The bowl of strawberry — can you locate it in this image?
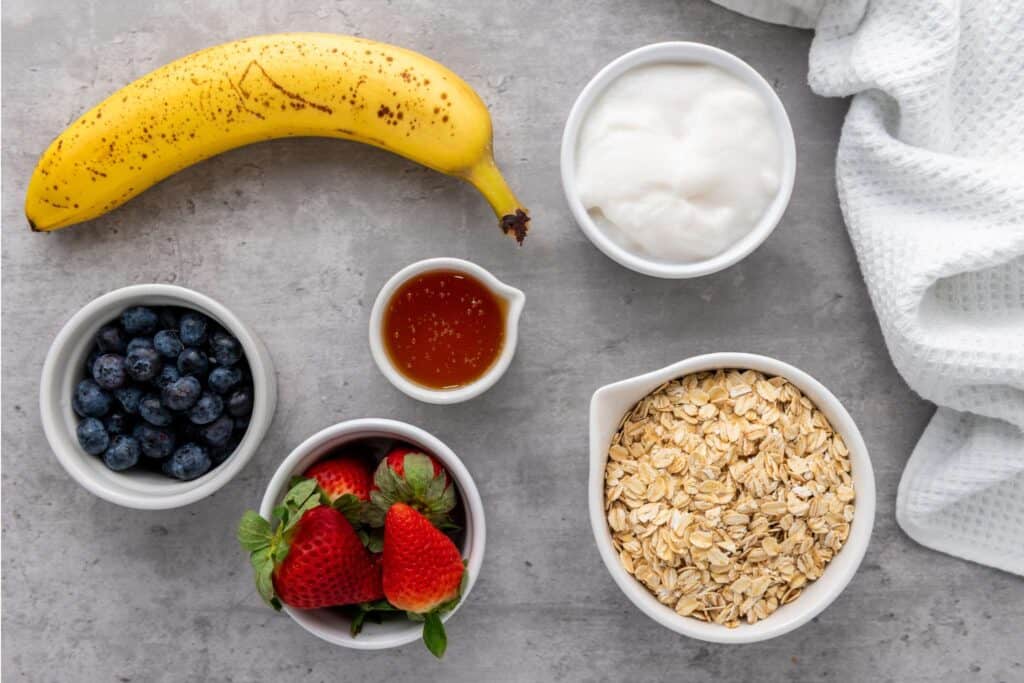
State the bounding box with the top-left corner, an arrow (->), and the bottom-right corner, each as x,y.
238,418 -> 485,658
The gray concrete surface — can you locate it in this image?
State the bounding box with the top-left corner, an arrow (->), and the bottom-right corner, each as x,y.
2,1 -> 1022,681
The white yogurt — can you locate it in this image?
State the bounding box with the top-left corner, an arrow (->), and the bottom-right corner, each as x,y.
575,63 -> 782,263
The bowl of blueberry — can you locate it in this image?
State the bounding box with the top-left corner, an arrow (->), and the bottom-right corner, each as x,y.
40,284 -> 277,509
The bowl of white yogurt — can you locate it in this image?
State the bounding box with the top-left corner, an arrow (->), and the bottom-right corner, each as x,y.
561,42 -> 796,279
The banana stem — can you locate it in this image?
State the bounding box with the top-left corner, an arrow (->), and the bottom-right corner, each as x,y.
465,157 -> 530,244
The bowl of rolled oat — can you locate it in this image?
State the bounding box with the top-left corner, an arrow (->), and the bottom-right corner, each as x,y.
590,353 -> 874,643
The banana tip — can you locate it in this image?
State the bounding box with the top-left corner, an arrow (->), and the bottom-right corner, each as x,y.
27,216 -> 41,232
500,210 -> 530,245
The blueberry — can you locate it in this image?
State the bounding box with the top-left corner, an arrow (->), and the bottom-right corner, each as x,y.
126,337 -> 154,353
209,331 -> 243,366
177,348 -> 209,377
210,436 -> 241,466
121,306 -> 159,335
85,348 -> 102,376
157,307 -> 180,331
126,346 -> 162,382
95,324 -> 127,354
188,392 -> 223,425
75,380 -> 111,417
179,312 -> 209,346
162,375 -> 202,411
199,415 -> 234,447
152,364 -> 182,390
113,387 -> 143,414
102,435 -> 140,471
207,366 -> 242,394
76,417 -> 110,455
162,443 -> 211,481
139,394 -> 173,427
233,413 -> 251,433
226,386 -> 253,417
91,354 -> 127,390
133,424 -> 176,459
153,329 -> 184,359
104,411 -> 130,436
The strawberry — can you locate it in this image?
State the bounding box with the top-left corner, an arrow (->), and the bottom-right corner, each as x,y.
367,447 -> 456,528
382,502 -> 466,658
237,478 -> 383,610
303,455 -> 373,523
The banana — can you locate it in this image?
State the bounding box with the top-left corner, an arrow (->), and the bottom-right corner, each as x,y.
25,33 -> 529,241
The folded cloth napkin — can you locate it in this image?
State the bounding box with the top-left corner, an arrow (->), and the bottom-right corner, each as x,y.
710,0 -> 1024,574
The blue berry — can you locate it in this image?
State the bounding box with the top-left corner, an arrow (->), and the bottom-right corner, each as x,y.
126,336 -> 154,353
85,348 -> 103,375
139,394 -> 173,427
76,417 -> 110,455
153,365 -> 182,390
177,348 -> 209,376
104,411 -> 130,436
153,330 -> 184,359
179,312 -> 209,346
74,379 -> 111,417
162,443 -> 211,481
133,424 -> 176,459
210,330 -> 243,366
113,387 -> 143,414
121,306 -> 158,335
102,435 -> 140,471
126,346 -> 162,382
162,375 -> 202,411
157,307 -> 180,331
200,415 -> 234,447
91,354 -> 127,390
208,366 -> 242,394
210,436 -> 241,466
226,386 -> 253,417
188,392 -> 223,425
95,324 -> 127,354
233,413 -> 251,433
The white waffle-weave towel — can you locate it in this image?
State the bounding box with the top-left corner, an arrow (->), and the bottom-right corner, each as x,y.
710,0 -> 1024,574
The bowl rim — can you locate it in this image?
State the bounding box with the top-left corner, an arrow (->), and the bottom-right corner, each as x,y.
560,41 -> 797,279
259,417 -> 486,650
368,257 -> 525,404
588,352 -> 875,643
39,283 -> 277,510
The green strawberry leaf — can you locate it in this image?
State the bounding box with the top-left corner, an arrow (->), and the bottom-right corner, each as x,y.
271,505 -> 288,525
364,528 -> 384,554
283,478 -> 318,510
426,473 -> 449,504
402,453 -> 433,496
332,493 -> 364,525
439,484 -> 456,514
250,547 -> 278,610
422,612 -> 447,659
350,609 -> 368,636
272,537 -> 291,564
237,510 -> 272,551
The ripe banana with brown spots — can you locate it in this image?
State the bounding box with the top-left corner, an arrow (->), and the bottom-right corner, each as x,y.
25,33 -> 529,241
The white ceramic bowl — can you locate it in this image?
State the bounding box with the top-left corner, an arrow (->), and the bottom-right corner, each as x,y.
561,42 -> 797,279
368,257 -> 525,404
259,418 -> 485,650
589,353 -> 875,643
40,284 -> 277,510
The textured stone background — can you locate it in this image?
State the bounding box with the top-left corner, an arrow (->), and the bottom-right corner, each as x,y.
3,1 -> 1022,681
